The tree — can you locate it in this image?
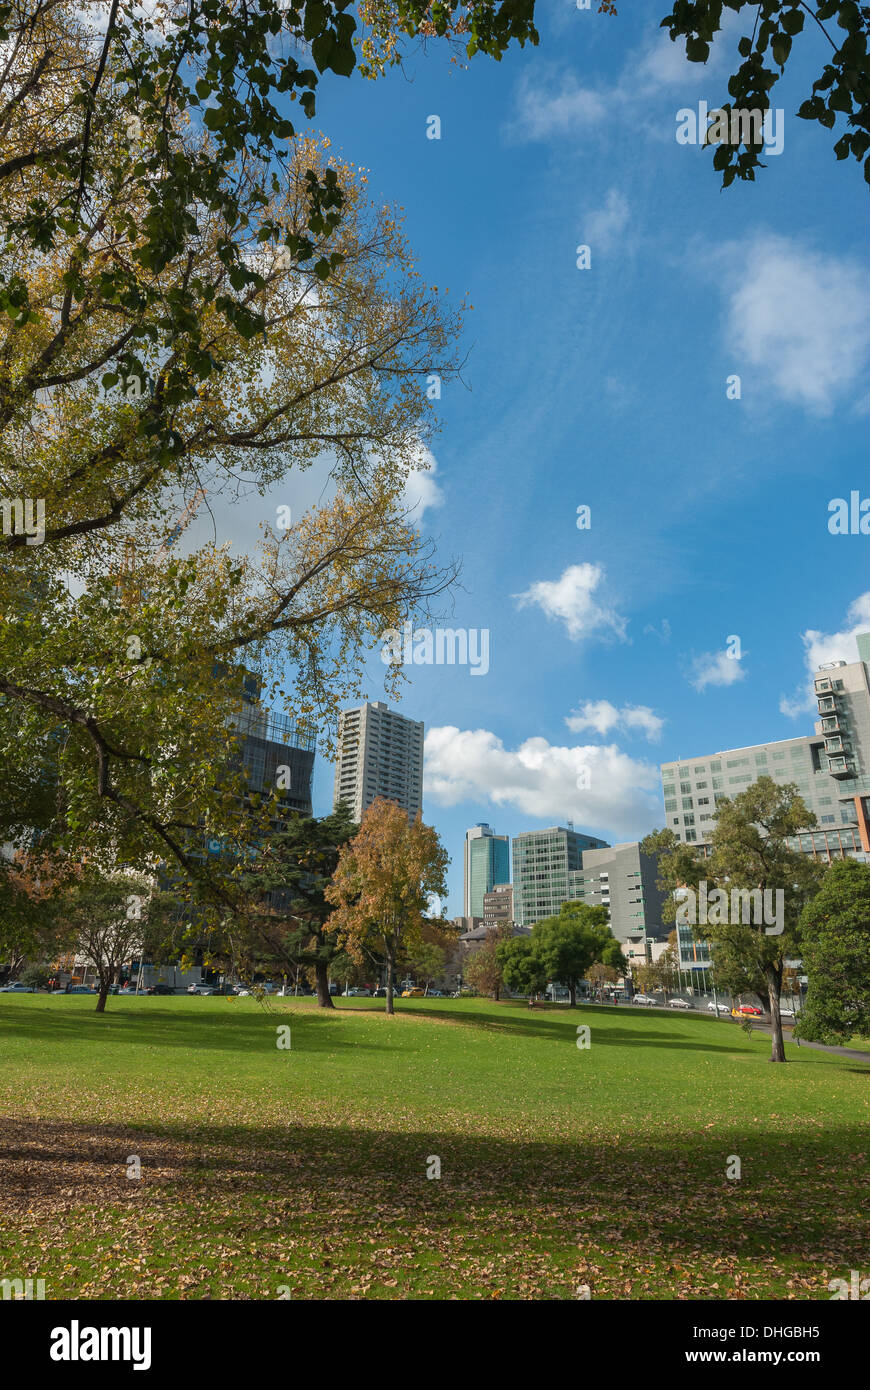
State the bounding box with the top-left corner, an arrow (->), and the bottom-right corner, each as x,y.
796,858 -> 870,1045
464,922 -> 513,999
230,804 -> 358,1008
0,120 -> 463,895
0,849 -> 78,978
325,798 -> 450,1015
661,1 -> 870,189
64,872 -> 154,1012
403,939 -> 447,994
709,937 -> 767,1010
19,962 -> 51,990
646,778 -> 825,1062
530,901 -> 619,1006
587,960 -> 620,1000
495,935 -> 548,1003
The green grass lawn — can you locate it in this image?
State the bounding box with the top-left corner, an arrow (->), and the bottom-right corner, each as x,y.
1,994 -> 867,1300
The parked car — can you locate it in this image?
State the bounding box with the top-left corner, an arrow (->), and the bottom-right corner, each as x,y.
668,998 -> 691,1010
401,987 -> 424,997
345,987 -> 371,997
66,984 -> 98,994
732,1004 -> 763,1017
0,982 -> 35,992
707,1001 -> 731,1014
144,983 -> 175,996
631,993 -> 657,1006
780,1007 -> 795,1019
427,990 -> 445,998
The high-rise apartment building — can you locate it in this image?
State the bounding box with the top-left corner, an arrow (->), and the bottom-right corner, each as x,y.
660,640 -> 870,861
333,701 -> 424,824
463,824 -> 510,918
512,826 -> 609,928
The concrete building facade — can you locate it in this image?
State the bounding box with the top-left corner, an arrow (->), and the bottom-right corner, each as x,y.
333,701 -> 424,824
660,641 -> 870,861
482,883 -> 514,929
568,840 -> 669,957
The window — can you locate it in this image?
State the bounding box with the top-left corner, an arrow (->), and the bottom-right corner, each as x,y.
693,765 -> 706,774
664,799 -> 677,812
696,780 -> 708,790
681,797 -> 693,810
697,796 -> 709,806
680,782 -> 691,795
709,760 -> 722,772
685,830 -> 697,842
712,776 -> 723,789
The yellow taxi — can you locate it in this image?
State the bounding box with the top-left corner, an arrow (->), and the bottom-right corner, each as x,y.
401,987 -> 424,997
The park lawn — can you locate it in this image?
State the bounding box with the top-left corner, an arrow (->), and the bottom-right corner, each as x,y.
0,995 -> 867,1301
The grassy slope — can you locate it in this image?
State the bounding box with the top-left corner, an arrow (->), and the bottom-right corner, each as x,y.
0,995 -> 867,1300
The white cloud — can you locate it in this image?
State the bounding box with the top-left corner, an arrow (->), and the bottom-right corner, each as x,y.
505,16 -> 737,146
402,443 -> 444,520
514,562 -> 627,642
780,592 -> 870,717
585,188 -> 630,255
688,649 -> 747,692
506,65 -> 606,143
721,235 -> 870,415
644,618 -> 671,644
566,699 -> 664,742
424,725 -> 661,840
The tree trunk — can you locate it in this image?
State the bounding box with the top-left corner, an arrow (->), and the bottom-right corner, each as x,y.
569,981 -> 577,1007
95,978 -> 110,1013
314,959 -> 334,1009
765,963 -> 786,1062
385,950 -> 394,1016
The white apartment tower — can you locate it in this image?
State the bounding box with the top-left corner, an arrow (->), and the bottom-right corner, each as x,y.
333,701 -> 424,824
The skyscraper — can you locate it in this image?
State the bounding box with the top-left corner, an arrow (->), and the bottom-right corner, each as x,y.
333,701 -> 424,824
463,824 -> 510,918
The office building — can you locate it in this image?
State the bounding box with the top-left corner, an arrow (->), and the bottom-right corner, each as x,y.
333,701 -> 424,824
512,825 -> 609,928
229,702 -> 316,820
482,883 -> 514,929
568,841 -> 668,963
660,640 -> 870,861
463,824 -> 510,918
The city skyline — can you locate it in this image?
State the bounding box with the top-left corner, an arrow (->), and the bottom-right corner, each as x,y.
317,617 -> 870,915
177,11 -> 870,918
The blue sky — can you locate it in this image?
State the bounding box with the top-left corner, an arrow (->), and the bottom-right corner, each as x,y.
238,6 -> 870,913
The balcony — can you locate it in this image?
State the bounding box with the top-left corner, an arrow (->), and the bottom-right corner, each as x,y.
824,736 -> 845,754
827,755 -> 852,778
820,716 -> 841,733
818,696 -> 837,714
814,677 -> 833,694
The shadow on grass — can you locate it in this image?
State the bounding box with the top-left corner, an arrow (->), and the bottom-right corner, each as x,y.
406,1004 -> 756,1056
0,999 -> 390,1056
0,1113 -> 866,1271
